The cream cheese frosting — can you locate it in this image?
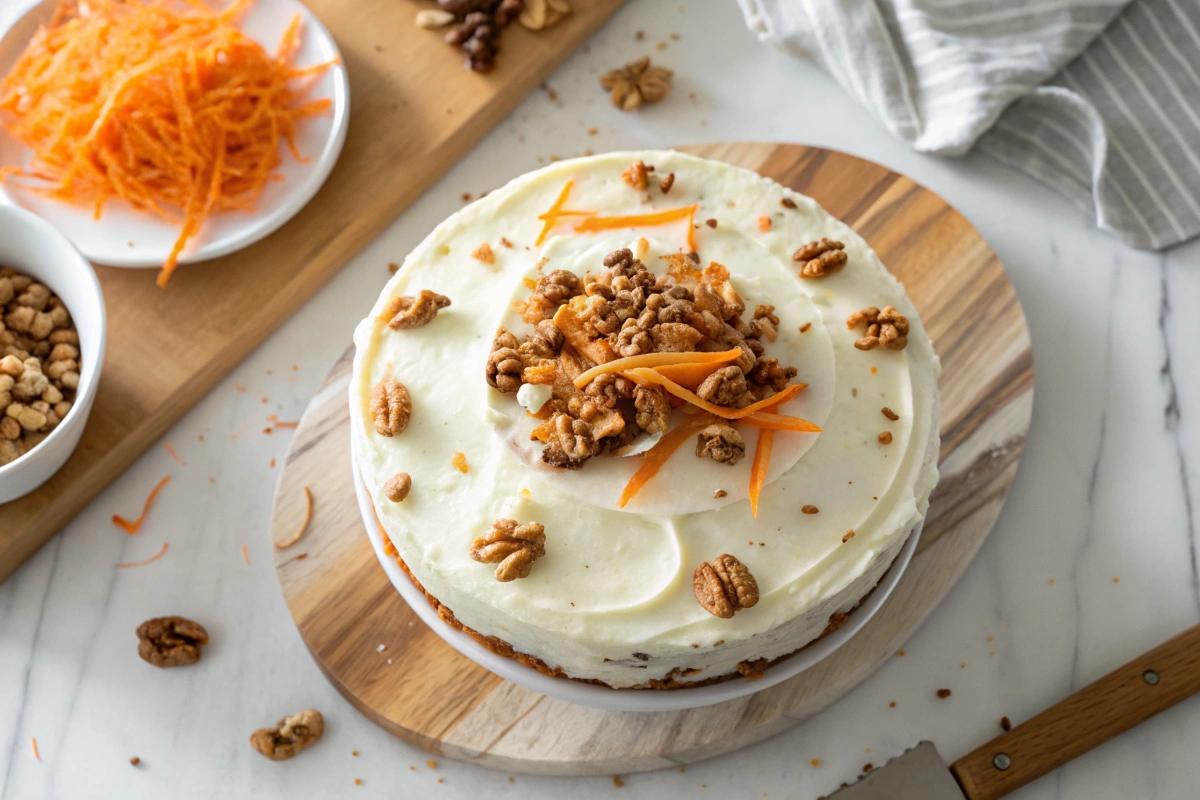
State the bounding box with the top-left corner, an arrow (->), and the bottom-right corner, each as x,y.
351,150 -> 941,688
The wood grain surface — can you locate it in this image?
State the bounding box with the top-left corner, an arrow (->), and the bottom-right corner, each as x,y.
268,142 -> 1035,776
951,623 -> 1200,799
0,0 -> 626,582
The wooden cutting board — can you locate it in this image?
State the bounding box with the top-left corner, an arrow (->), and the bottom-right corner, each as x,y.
0,0 -> 626,582
268,142 -> 1035,775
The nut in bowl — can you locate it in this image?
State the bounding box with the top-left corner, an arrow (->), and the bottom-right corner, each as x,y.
0,204 -> 105,504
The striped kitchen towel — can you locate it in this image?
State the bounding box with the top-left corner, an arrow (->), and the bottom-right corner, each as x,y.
738,0 -> 1200,251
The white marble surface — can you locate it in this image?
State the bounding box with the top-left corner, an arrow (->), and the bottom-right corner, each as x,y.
2,1 -> 1199,798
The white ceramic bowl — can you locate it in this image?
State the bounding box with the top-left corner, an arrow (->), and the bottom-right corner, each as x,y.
0,204 -> 106,504
0,0 -> 350,269
353,461 -> 921,712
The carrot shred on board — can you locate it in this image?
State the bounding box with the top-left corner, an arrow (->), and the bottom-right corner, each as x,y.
241,543 -> 251,565
572,348 -> 742,389
31,737 -> 39,761
553,301 -> 616,365
574,204 -> 699,253
112,476 -> 171,534
618,414 -> 717,508
273,420 -> 299,429
274,486 -> 312,548
622,368 -> 807,419
738,412 -> 823,433
164,441 -> 186,466
117,542 -> 169,568
0,0 -> 335,287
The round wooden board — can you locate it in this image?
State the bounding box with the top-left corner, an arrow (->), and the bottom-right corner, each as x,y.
268,142 -> 1033,776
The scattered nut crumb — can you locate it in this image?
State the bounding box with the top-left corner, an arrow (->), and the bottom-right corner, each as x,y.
889,701 -> 896,708
473,243 -> 495,264
713,489 -> 726,498
878,431 -> 893,444
842,530 -> 855,543
613,776 -> 624,788
388,262 -> 399,273
1001,716 -> 1012,731
427,760 -> 438,769
781,197 -> 797,209
863,763 -> 873,773
802,505 -> 819,514
250,709 -> 324,761
659,172 -> 675,193
705,218 -> 717,228
937,688 -> 952,699
881,407 -> 899,420
799,322 -> 812,333
129,756 -> 140,766
500,237 -> 514,248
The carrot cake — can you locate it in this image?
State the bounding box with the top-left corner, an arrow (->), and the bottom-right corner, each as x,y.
350,150 -> 940,688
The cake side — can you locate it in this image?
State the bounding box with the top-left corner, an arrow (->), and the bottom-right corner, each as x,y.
350,150 -> 940,688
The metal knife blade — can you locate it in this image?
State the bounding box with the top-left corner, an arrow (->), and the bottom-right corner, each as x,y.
826,741 -> 964,800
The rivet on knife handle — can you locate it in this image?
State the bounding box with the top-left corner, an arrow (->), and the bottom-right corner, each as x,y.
950,623 -> 1200,800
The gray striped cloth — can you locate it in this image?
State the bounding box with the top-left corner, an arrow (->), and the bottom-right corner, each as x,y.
738,0 -> 1200,251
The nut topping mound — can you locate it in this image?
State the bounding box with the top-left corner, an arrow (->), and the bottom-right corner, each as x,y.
695,423 -> 745,465
250,709 -> 324,762
847,305 -> 909,351
600,57 -> 673,111
370,377 -> 412,436
693,554 -> 759,618
383,289 -> 451,330
496,248 -> 803,471
470,518 -> 547,581
793,238 -> 847,278
136,616 -> 209,668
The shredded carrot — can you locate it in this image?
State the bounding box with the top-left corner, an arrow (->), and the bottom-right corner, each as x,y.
618,414 -> 716,508
241,543 -> 251,565
651,359 -> 739,391
574,204 -> 699,253
117,541 -> 169,568
738,412 -> 822,433
31,737 -> 39,761
535,180 -> 595,244
553,300 -> 616,365
275,486 -> 312,548
623,368 -> 807,419
452,451 -> 469,473
164,441 -> 186,466
112,475 -> 170,534
572,348 -> 742,389
747,400 -> 791,519
0,0 -> 335,286
273,420 -> 299,428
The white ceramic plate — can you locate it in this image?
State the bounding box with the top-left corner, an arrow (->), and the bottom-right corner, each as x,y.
0,0 -> 349,268
353,460 -> 922,712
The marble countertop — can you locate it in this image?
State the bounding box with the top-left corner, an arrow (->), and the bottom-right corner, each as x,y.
2,1 -> 1198,798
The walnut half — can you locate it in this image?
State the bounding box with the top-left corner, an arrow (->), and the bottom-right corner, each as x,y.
470,519 -> 546,581
693,554 -> 759,619
382,289 -> 450,330
136,616 -> 209,668
250,709 -> 324,762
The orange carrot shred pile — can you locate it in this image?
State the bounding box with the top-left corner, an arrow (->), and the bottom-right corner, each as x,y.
618,414 -> 716,507
275,486 -> 312,548
0,0 -> 335,287
164,441 -> 186,466
117,542 -> 169,568
112,475 -> 170,534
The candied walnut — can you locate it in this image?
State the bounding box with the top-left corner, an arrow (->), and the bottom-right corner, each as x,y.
633,384 -> 670,434
622,159 -> 653,191
523,269 -> 582,323
693,554 -> 759,618
568,396 -> 625,440
542,412 -> 598,469
250,709 -> 325,762
793,238 -> 847,278
614,314 -> 654,357
470,518 -> 546,581
651,321 -> 704,352
600,57 -> 673,111
520,319 -> 565,360
695,423 -> 745,465
824,611 -> 850,635
696,366 -> 752,408
136,616 -> 209,668
487,329 -> 524,392
369,378 -> 412,437
384,473 -> 411,502
847,305 -> 909,351
583,372 -> 634,407
747,357 -> 797,395
751,304 -> 779,342
383,289 -> 451,330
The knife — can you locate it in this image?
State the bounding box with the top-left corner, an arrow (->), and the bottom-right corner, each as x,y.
827,623 -> 1200,799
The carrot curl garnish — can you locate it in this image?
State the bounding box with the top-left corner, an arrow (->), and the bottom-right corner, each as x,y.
749,425 -> 774,519
574,204 -> 699,253
112,476 -> 171,534
738,412 -> 822,433
623,368 -> 807,419
117,542 -> 169,569
0,0 -> 335,286
535,180 -> 596,245
274,486 -> 312,548
618,414 -> 716,508
572,348 -> 742,389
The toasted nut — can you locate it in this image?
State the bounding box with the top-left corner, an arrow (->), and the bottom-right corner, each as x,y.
470,518 -> 546,581
370,378 -> 411,437
384,472 -> 411,502
693,554 -> 759,618
136,616 -> 209,668
250,709 -> 324,761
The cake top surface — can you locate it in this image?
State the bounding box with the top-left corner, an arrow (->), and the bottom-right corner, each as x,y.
350,150 -> 940,672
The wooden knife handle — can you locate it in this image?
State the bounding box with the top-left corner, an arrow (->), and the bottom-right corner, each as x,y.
950,623 -> 1200,799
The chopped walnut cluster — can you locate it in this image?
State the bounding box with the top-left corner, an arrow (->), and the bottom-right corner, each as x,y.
470,518 -> 546,581
493,248 -> 801,471
0,269 -> 80,466
793,238 -> 847,278
847,305 -> 909,351
693,554 -> 759,618
250,709 -> 324,761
